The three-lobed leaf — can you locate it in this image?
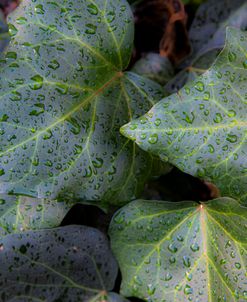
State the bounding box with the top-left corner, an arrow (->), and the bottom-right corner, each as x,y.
0,225 -> 120,301
122,27 -> 247,205
109,198 -> 247,301
0,0 -> 167,205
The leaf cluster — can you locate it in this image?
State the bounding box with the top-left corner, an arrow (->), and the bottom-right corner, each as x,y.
0,0 -> 246,301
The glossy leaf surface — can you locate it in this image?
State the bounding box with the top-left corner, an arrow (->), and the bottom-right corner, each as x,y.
109,198 -> 247,301
0,194 -> 74,236
122,28 -> 247,205
0,0 -> 166,204
0,225 -> 118,301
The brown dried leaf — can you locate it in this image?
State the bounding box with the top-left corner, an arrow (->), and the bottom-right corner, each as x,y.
159,0 -> 191,65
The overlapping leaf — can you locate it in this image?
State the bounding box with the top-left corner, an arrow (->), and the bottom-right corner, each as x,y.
189,0 -> 246,57
121,27 -> 247,205
0,194 -> 74,236
109,198 -> 247,301
132,53 -> 174,86
0,225 -> 120,301
0,0 -> 167,204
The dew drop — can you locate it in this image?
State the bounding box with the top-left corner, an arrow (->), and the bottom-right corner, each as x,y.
226,134 -> 238,143
85,24 -> 97,34
148,134 -> 158,144
87,3 -> 98,15
195,81 -> 204,92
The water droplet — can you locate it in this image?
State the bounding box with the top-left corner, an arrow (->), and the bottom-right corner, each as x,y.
164,272 -> 173,281
203,91 -> 210,100
35,4 -> 45,14
87,3 -> 98,15
16,17 -> 28,24
190,243 -> 200,252
30,75 -> 44,90
154,118 -> 161,126
242,60 -> 247,69
148,134 -> 158,144
183,111 -> 195,124
195,81 -> 204,92
8,24 -> 18,36
106,11 -> 115,23
185,271 -> 193,281
177,235 -> 184,242
168,243 -> 177,253
226,134 -> 238,143
214,113 -> 223,123
184,284 -> 193,295
147,284 -> 156,295
85,24 -> 97,34
183,256 -> 191,267
228,51 -> 237,62
48,60 -> 60,70
227,109 -> 236,117
169,256 -> 176,264
208,144 -> 215,153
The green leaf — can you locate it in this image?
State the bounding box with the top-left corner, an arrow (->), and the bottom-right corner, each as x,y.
109,198 -> 247,301
189,0 -> 246,57
0,0 -> 167,204
0,10 -> 9,52
0,225 -> 119,301
0,194 -> 74,236
121,27 -> 247,205
132,53 -> 174,86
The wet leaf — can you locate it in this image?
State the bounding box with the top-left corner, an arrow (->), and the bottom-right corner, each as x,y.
109,198 -> 247,301
0,225 -> 119,301
121,27 -> 247,205
189,0 -> 246,57
0,194 -> 74,236
0,0 -> 168,204
132,53 -> 174,86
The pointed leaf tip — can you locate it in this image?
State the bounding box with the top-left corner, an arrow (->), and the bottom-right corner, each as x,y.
121,28 -> 247,205
120,122 -> 136,141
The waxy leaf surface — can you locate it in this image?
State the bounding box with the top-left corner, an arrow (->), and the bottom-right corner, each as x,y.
109,198 -> 247,301
0,225 -> 118,301
122,28 -> 247,205
0,0 -> 166,204
0,194 -> 74,236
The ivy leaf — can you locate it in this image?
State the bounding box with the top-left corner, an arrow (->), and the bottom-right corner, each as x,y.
0,225 -> 119,301
109,198 -> 247,301
0,194 -> 74,236
189,0 -> 246,57
132,53 -> 174,86
0,10 -> 9,52
0,0 -> 167,204
121,27 -> 247,205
